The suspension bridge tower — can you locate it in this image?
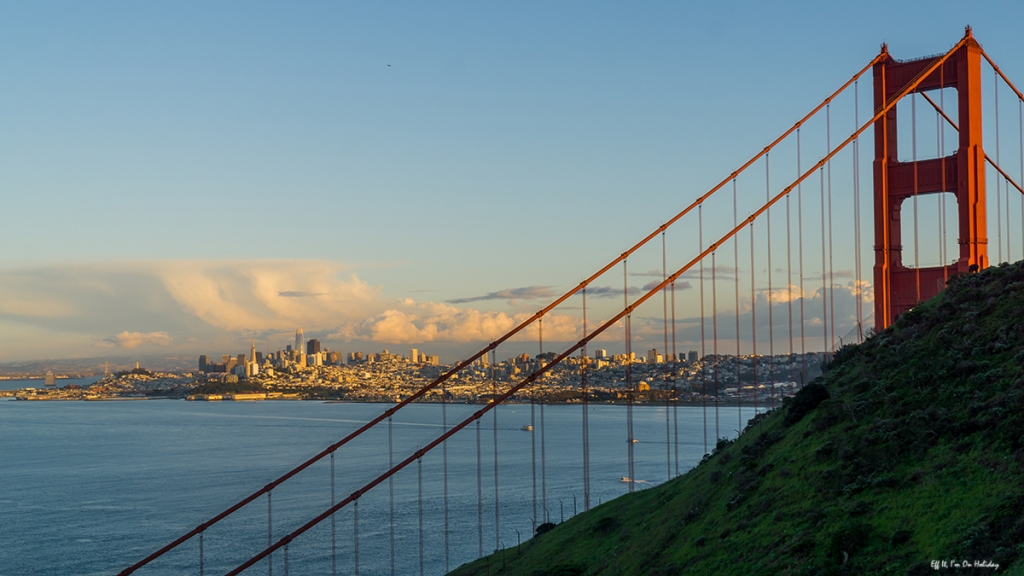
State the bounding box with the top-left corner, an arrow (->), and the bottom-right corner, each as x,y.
873,27 -> 988,330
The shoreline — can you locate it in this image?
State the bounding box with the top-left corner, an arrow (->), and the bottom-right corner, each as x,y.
4,395 -> 782,408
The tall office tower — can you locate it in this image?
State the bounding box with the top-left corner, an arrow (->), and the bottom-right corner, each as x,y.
647,348 -> 659,363
595,349 -> 608,359
222,354 -> 231,364
250,340 -> 257,364
306,339 -> 321,355
688,350 -> 698,363
237,354 -> 246,367
198,355 -> 209,372
295,328 -> 304,355
410,348 -> 419,363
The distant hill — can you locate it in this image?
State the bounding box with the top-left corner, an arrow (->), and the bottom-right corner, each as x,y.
0,355 -> 197,376
450,262 -> 1024,575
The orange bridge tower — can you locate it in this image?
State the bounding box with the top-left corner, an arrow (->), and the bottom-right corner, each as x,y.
873,28 -> 988,330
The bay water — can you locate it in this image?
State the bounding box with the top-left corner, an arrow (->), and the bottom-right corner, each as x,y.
0,399 -> 765,575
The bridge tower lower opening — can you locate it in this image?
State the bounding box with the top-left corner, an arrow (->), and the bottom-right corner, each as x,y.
873,28 -> 988,331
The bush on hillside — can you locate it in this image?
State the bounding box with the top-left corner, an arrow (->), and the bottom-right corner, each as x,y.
783,382 -> 829,426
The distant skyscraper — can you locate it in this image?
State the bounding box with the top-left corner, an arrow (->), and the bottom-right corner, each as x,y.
295,328 -> 304,355
595,349 -> 608,359
307,339 -> 321,355
688,350 -> 698,363
44,371 -> 55,387
410,348 -> 419,363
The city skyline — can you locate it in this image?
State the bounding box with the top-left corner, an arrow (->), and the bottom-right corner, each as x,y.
3,3 -> 1024,362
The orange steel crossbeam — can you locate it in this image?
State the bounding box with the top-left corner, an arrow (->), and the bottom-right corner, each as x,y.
226,37 -> 966,576
118,44 -> 886,576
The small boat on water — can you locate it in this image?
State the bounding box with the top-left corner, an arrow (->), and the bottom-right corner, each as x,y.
620,476 -> 632,483
520,425 -> 533,432
630,438 -> 639,443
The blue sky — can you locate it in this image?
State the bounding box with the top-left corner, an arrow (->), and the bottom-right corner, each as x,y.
2,1 -> 1023,362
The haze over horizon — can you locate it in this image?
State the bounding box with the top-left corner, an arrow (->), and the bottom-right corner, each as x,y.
3,2 -> 1022,363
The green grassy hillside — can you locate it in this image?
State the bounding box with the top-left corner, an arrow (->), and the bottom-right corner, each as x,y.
450,262 -> 1024,576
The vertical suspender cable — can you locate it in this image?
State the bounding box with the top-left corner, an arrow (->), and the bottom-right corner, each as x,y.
798,129 -> 807,381
787,178 -> 795,382
937,102 -> 942,264
750,222 -> 758,416
199,532 -> 204,576
941,69 -> 949,278
936,90 -> 945,273
712,248 -> 726,435
820,165 -> 828,352
663,232 -> 671,481
854,80 -> 863,341
699,206 -> 707,454
539,320 -> 547,523
913,94 -> 921,301
733,179 -> 742,427
766,153 -> 775,409
996,69 -> 1006,261
476,415 -> 483,558
418,458 -> 424,576
442,377 -> 449,572
827,104 -> 836,350
663,230 -> 671,477
671,275 -> 679,476
995,73 -> 1003,262
331,451 -> 337,576
530,372 -> 537,533
354,499 -> 360,576
582,288 -> 592,506
267,491 -> 273,576
624,259 -> 635,492
389,416 -> 395,576
283,544 -> 288,576
1004,71 -> 1013,256
492,349 -> 499,552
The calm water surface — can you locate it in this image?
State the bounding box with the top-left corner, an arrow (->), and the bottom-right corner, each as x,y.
0,399 -> 764,575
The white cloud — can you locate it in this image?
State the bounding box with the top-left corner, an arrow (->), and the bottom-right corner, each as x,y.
104,331 -> 173,349
0,260 -> 881,361
331,300 -> 582,344
0,261 -> 594,358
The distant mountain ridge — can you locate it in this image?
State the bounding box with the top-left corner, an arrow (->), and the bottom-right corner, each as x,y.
450,262 -> 1024,575
0,355 -> 197,376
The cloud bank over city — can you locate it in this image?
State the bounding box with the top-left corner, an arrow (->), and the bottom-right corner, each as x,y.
0,259 -> 874,362
0,261 -> 587,359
